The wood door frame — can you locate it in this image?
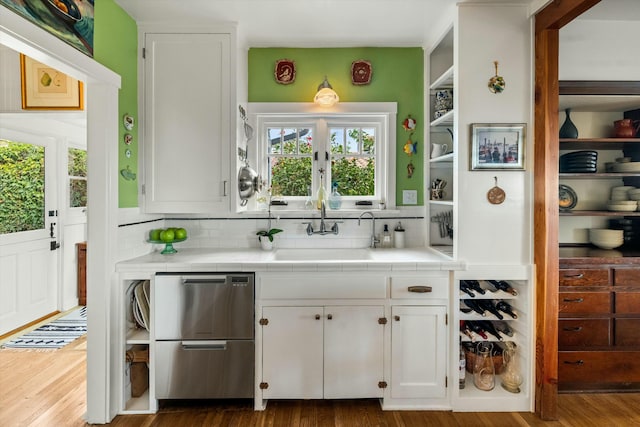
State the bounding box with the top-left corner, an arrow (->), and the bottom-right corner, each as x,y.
533,0 -> 601,420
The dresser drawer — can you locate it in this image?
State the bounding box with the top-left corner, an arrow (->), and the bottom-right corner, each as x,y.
614,268 -> 640,286
559,292 -> 611,314
559,351 -> 640,384
559,268 -> 609,287
615,292 -> 640,314
558,319 -> 610,347
390,276 -> 448,299
615,319 -> 640,346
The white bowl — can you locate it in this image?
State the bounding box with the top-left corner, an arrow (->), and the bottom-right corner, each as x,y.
607,204 -> 638,212
589,229 -> 624,239
590,240 -> 624,250
607,200 -> 637,205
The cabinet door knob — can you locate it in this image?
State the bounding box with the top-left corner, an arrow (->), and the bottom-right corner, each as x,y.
394,315 -> 400,321
315,314 -> 321,320
327,314 -> 333,320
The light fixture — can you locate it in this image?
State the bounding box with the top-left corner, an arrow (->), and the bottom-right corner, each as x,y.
314,76 -> 339,107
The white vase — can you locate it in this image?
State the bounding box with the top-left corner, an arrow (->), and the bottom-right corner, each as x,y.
259,236 -> 273,251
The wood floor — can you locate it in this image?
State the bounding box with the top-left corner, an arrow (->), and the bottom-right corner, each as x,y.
1,340 -> 640,426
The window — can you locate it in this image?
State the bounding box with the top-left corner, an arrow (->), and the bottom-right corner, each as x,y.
254,103 -> 396,210
68,147 -> 87,208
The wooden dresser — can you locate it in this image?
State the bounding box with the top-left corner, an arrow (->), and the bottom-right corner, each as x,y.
559,247 -> 640,391
77,242 -> 87,306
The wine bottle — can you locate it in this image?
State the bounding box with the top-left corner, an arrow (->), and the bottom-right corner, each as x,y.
477,320 -> 504,341
460,321 -> 475,341
494,320 -> 514,337
488,280 -> 518,296
463,280 -> 486,295
460,281 -> 475,297
466,321 -> 488,339
477,299 -> 504,320
496,301 -> 518,319
463,299 -> 487,316
459,345 -> 466,389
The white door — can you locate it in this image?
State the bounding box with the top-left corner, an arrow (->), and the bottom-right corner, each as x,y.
391,305 -> 447,398
324,305 -> 385,399
0,130 -> 59,335
261,306 -> 323,399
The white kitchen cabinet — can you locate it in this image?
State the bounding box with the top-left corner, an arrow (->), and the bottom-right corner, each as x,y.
391,305 -> 447,399
260,305 -> 385,400
141,29 -> 234,213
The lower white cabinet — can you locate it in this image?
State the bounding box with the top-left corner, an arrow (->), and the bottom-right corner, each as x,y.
390,305 -> 447,399
260,305 -> 385,399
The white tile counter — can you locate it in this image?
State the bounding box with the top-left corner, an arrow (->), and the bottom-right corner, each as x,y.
116,247 -> 466,273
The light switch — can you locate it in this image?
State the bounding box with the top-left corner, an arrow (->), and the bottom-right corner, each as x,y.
403,190 -> 418,205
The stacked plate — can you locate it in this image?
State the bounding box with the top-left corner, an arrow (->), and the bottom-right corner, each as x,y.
610,218 -> 640,247
611,162 -> 640,173
628,188 -> 640,203
560,151 -> 598,173
589,228 -> 624,249
611,185 -> 636,201
607,200 -> 638,212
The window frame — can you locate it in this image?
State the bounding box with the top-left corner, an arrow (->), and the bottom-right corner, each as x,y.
250,102 -> 397,210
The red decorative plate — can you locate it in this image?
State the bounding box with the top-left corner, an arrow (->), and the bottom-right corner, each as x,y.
274,59 -> 295,85
351,60 -> 372,85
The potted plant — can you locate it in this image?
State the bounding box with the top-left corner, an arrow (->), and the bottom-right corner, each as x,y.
256,228 -> 282,251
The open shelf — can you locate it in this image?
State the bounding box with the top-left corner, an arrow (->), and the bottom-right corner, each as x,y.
560,138 -> 640,150
430,65 -> 454,90
560,173 -> 640,178
560,210 -> 640,216
126,328 -> 150,344
430,152 -> 454,163
430,110 -> 454,127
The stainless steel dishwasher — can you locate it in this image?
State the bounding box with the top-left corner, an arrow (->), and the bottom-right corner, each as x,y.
154,273 -> 254,399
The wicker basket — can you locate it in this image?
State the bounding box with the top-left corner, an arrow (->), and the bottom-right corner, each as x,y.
464,346 -> 504,374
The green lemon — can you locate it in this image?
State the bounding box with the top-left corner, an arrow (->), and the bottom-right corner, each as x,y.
149,229 -> 161,241
175,228 -> 187,240
160,229 -> 175,242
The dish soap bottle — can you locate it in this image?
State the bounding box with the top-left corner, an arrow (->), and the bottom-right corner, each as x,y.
316,171 -> 327,210
328,182 -> 342,209
304,185 -> 314,210
381,224 -> 392,248
394,222 -> 405,248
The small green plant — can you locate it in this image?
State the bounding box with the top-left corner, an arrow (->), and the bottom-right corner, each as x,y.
256,228 -> 283,242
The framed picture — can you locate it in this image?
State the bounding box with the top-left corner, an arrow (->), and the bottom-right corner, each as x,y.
20,54 -> 84,110
470,123 -> 525,170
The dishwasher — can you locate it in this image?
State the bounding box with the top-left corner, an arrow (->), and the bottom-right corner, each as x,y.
153,273 -> 254,399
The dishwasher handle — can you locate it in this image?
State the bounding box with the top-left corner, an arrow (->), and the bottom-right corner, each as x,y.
181,340 -> 227,350
182,277 -> 227,285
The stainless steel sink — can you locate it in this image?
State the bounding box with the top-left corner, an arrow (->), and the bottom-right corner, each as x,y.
273,248 -> 372,261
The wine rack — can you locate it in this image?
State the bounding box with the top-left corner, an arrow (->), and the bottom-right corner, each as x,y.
453,267 -> 532,412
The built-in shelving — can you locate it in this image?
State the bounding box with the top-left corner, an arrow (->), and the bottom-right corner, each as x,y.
560,210 -> 640,217
430,110 -> 454,127
430,152 -> 454,163
429,65 -> 453,91
560,173 -> 640,179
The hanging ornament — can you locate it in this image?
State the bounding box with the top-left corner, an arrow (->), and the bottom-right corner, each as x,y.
403,133 -> 418,156
402,115 -> 417,131
488,61 -> 506,94
487,176 -> 506,204
407,161 -> 415,178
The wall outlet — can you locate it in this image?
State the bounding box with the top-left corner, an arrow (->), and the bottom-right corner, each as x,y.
402,190 -> 418,205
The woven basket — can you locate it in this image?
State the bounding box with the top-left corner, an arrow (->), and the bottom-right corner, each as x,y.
464,346 -> 504,374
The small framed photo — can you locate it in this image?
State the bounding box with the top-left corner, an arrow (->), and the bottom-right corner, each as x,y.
470,123 -> 525,170
20,54 -> 83,110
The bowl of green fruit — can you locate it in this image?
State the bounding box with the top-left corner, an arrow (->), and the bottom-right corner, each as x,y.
148,227 -> 187,254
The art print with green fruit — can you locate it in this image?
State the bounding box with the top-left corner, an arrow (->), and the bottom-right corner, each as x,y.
148,227 -> 187,254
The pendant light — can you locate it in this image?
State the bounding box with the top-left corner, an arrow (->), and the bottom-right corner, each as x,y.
314,76 -> 339,107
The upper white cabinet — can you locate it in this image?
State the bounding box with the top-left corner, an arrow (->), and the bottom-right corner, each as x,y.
140,28 -> 234,213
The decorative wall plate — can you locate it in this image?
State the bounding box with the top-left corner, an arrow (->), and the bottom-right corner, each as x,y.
559,184 -> 578,211
123,114 -> 134,130
402,115 -> 417,131
274,59 -> 295,84
487,176 -> 506,204
351,60 -> 372,85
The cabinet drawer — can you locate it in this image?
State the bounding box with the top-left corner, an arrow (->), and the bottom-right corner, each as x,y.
390,276 -> 448,299
259,273 -> 387,299
614,269 -> 640,286
558,319 -> 610,347
615,319 -> 640,346
615,292 -> 640,314
559,351 -> 640,384
559,268 -> 609,287
558,292 -> 611,314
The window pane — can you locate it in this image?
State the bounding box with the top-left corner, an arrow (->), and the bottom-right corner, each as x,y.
70,178 -> 87,208
270,157 -> 311,197
330,128 -> 345,154
68,147 -> 87,177
299,129 -> 313,154
267,128 -> 282,154
362,128 -> 376,155
331,157 -> 375,196
282,128 -> 298,154
346,128 -> 360,154
0,140 -> 45,234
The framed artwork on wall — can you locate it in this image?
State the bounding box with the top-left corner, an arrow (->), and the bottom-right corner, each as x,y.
470,123 -> 525,170
20,54 -> 84,110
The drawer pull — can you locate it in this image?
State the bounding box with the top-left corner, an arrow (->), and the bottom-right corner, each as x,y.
563,326 -> 583,332
327,314 -> 333,320
563,273 -> 584,279
563,360 -> 584,366
563,298 -> 584,303
315,314 -> 321,320
408,286 -> 432,293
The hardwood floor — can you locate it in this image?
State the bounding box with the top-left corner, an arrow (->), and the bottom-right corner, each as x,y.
2,341 -> 640,426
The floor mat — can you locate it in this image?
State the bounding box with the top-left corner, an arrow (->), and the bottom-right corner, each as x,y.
1,306 -> 87,350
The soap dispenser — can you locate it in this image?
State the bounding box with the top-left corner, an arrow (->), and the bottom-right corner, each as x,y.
328,182 -> 342,209
381,224 -> 392,248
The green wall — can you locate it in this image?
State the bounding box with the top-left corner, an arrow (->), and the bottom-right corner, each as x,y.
93,0 -> 138,208
248,48 -> 424,206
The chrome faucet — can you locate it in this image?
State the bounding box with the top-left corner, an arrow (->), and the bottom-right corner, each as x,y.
305,200 -> 340,235
358,211 -> 379,248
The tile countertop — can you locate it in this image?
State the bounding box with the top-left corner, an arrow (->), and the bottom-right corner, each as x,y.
116,248 -> 466,273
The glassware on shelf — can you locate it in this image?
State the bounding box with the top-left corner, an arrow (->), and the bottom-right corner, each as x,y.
304,185 -> 314,210
501,342 -> 523,393
328,182 -> 342,209
473,342 -> 495,391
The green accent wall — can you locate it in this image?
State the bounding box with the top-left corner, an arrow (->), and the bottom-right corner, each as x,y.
93,0 -> 138,208
248,48 -> 424,206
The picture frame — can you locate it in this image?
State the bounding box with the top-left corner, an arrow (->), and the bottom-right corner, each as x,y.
20,54 -> 84,110
470,123 -> 525,170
